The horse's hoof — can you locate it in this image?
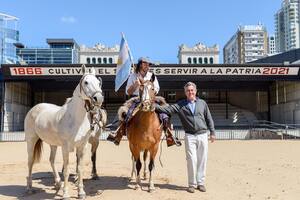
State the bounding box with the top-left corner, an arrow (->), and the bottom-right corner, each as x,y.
78,193 -> 86,199
26,189 -> 33,195
54,182 -> 62,191
62,193 -> 70,200
148,188 -> 155,193
134,185 -> 141,190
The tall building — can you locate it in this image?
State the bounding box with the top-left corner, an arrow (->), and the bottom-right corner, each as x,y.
275,0 -> 300,53
79,43 -> 119,64
0,13 -> 19,64
178,43 -> 219,64
223,24 -> 268,64
0,13 -> 19,132
268,34 -> 277,55
16,39 -> 79,64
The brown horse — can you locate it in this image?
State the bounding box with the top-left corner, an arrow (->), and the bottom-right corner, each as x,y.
127,74 -> 162,192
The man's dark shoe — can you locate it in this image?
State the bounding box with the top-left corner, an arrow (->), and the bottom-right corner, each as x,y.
166,135 -> 182,147
187,186 -> 195,193
197,185 -> 206,192
113,139 -> 120,145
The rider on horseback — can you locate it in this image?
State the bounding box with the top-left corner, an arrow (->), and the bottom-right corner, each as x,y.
107,57 -> 181,147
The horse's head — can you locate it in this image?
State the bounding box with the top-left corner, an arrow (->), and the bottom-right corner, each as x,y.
79,65 -> 104,107
139,73 -> 156,112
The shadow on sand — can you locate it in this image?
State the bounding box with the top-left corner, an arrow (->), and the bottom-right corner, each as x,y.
0,172 -> 187,199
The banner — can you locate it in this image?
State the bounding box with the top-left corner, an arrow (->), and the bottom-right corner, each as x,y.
9,66 -> 299,76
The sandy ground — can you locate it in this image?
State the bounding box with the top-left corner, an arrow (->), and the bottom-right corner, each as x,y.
0,140 -> 300,200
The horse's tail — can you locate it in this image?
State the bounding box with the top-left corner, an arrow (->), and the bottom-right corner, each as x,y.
33,138 -> 43,163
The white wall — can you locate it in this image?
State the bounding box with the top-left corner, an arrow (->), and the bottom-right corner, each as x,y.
3,82 -> 31,131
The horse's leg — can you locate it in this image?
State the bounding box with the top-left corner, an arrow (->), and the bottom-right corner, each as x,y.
130,144 -> 141,190
62,146 -> 70,200
74,152 -> 79,182
76,146 -> 86,199
26,137 -> 38,194
135,157 -> 142,190
148,144 -> 159,193
130,154 -> 136,181
143,150 -> 148,180
91,138 -> 100,180
49,145 -> 61,190
148,158 -> 155,192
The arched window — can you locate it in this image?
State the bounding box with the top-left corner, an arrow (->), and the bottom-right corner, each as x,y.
109,57 -> 113,64
86,57 -> 90,64
92,57 -> 96,64
103,57 -> 107,64
209,57 -> 214,64
97,58 -> 102,64
199,57 -> 203,64
204,57 -> 208,64
187,57 -> 192,64
193,57 -> 197,64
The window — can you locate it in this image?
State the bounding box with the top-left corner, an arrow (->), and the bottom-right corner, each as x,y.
97,58 -> 102,64
92,57 -> 96,64
187,57 -> 192,64
199,57 -> 203,64
193,57 -> 197,64
86,57 -> 90,64
166,91 -> 176,102
209,57 -> 213,64
109,57 -> 113,64
103,57 -> 107,64
204,57 -> 208,64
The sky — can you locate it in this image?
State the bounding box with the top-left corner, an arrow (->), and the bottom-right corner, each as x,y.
1,0 -> 281,63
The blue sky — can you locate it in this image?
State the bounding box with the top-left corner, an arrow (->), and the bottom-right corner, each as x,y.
1,0 -> 280,63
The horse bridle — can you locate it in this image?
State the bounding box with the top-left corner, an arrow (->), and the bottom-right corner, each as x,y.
79,74 -> 103,130
79,74 -> 103,111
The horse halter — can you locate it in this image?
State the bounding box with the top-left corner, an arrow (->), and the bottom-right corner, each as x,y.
79,74 -> 103,111
139,80 -> 155,112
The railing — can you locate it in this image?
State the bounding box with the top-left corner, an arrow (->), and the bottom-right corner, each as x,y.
1,120 -> 300,142
250,120 -> 300,139
0,131 -> 25,142
251,120 -> 299,129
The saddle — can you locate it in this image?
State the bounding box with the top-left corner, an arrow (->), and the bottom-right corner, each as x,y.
117,96 -> 168,123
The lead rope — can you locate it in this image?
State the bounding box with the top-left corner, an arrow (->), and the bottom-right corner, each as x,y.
158,123 -> 164,168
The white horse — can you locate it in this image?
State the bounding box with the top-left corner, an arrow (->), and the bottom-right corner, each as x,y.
88,108 -> 107,180
25,65 -> 103,200
73,108 -> 107,180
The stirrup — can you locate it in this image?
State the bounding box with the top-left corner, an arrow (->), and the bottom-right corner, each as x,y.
166,128 -> 182,147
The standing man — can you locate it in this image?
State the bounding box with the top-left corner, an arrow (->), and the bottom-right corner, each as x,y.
156,82 -> 216,193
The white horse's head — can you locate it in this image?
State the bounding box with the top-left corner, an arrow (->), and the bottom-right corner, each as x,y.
79,65 -> 104,107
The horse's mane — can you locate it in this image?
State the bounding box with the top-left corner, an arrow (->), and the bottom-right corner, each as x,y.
64,97 -> 72,105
